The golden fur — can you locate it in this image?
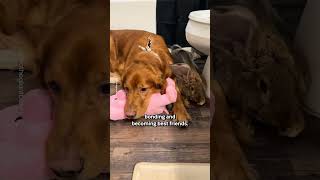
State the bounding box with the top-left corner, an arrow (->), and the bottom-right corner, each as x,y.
110,30 -> 190,121
1,0 -> 109,179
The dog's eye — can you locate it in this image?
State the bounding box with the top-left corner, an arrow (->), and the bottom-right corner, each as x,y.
140,88 -> 147,92
47,81 -> 61,94
99,83 -> 109,95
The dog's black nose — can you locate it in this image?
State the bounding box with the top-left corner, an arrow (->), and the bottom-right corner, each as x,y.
126,111 -> 137,119
126,114 -> 136,119
50,158 -> 83,178
51,169 -> 82,178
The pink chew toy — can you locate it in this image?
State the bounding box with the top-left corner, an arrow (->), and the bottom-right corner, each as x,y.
0,89 -> 54,180
110,78 -> 177,120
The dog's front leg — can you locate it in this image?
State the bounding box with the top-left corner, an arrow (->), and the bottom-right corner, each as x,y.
212,80 -> 256,180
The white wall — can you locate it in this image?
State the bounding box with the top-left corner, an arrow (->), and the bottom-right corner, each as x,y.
110,0 -> 157,33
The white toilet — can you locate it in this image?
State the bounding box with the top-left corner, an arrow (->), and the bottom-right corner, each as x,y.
185,10 -> 211,97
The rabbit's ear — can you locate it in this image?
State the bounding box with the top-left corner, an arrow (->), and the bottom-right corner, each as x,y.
213,6 -> 258,50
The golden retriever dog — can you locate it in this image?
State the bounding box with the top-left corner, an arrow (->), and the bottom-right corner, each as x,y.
1,0 -> 109,179
110,30 -> 190,121
42,5 -> 109,180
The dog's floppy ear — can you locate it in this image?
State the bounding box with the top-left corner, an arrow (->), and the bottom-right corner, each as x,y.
155,76 -> 166,94
157,50 -> 173,78
163,64 -> 172,79
30,25 -> 55,84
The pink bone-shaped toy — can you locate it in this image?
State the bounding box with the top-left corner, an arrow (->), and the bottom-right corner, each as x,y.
0,89 -> 54,180
110,78 -> 177,120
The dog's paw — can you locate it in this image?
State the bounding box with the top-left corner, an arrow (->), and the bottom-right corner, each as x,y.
175,111 -> 191,122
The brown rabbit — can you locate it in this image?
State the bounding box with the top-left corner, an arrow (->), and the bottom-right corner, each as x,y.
170,45 -> 207,106
171,63 -> 207,106
213,4 -> 309,138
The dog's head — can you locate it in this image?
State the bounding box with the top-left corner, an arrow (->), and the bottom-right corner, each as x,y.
39,5 -> 109,180
122,50 -> 172,119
